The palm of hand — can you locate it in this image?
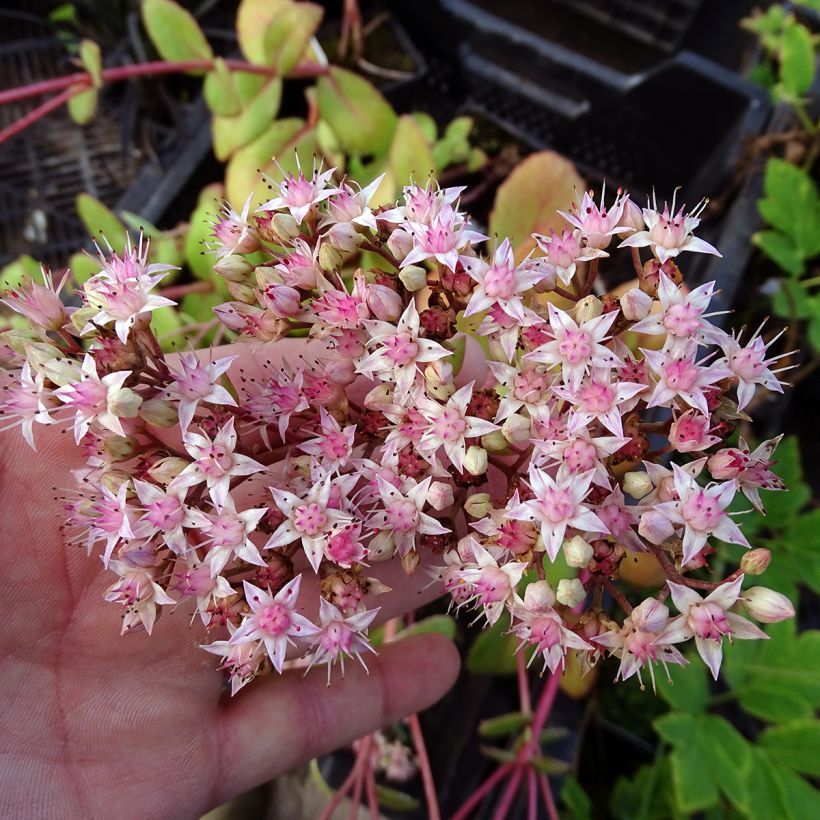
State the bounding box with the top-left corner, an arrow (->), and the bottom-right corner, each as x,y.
0,362 -> 459,820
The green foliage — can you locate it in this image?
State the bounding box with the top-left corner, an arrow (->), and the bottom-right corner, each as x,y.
75,193 -> 127,252
261,1 -> 323,74
466,612 -> 519,676
396,614 -> 457,641
317,67 -> 398,158
141,0 -> 213,66
779,19 -> 816,99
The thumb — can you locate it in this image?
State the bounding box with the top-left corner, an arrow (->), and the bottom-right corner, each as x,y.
208,633 -> 459,805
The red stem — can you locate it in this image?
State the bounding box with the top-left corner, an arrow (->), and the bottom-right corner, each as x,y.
0,58 -> 327,107
527,671 -> 561,754
527,768 -> 538,820
451,762 -> 515,820
365,766 -> 379,820
538,772 -> 560,820
408,713 -> 441,820
0,87 -> 76,144
492,765 -> 524,820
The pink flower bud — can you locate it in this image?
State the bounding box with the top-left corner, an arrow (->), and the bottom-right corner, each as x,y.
366,283 -> 403,322
707,448 -> 747,480
523,579 -> 555,610
618,197 -> 645,233
387,228 -> 414,260
427,480 -> 455,510
619,287 -> 653,321
670,411 -> 721,453
262,284 -> 302,318
742,587 -> 795,623
327,222 -> 362,253
556,578 -> 585,607
740,548 -> 772,576
638,510 -> 675,544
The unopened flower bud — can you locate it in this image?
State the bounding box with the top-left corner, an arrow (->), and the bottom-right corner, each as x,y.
741,586 -> 795,623
271,213 -> 300,241
70,306 -> 98,334
740,548 -> 772,576
427,480 -> 455,510
254,266 -> 283,289
563,535 -> 593,568
327,222 -> 362,253
140,398 -> 178,427
399,265 -> 428,292
147,456 -> 189,484
319,243 -> 343,271
424,364 -> 455,400
103,434 -> 138,461
618,198 -> 645,233
364,383 -> 394,411
576,295 -> 603,323
502,413 -> 531,444
368,531 -> 396,562
619,287 -> 653,321
262,283 -> 302,317
101,469 -> 131,495
387,228 -> 414,260
289,454 -> 313,477
707,448 -> 745,480
464,445 -> 488,476
524,579 -> 555,609
556,578 -> 585,608
638,510 -> 675,544
481,429 -> 509,454
24,342 -> 63,372
367,283 -> 403,322
225,279 -> 257,304
108,386 -> 142,418
402,550 -> 421,575
42,357 -> 81,386
464,492 -> 492,518
324,356 -> 356,385
623,471 -> 653,500
213,254 -> 253,282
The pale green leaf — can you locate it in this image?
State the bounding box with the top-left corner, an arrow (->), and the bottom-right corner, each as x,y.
142,0 -> 213,66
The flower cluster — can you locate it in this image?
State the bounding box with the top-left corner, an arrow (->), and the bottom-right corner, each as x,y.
0,166 -> 796,695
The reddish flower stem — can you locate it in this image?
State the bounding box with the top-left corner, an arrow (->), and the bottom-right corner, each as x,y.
603,578 -> 634,615
650,544 -> 743,591
408,712 -> 441,820
527,768 -> 538,820
0,87 -> 76,145
527,671 -> 561,754
365,766 -> 379,820
537,771 -> 560,820
631,247 -> 644,277
451,762 -> 515,820
492,764 -> 524,820
319,735 -> 372,820
0,58 -> 327,106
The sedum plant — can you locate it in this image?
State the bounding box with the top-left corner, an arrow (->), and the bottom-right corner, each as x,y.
0,162 -> 798,815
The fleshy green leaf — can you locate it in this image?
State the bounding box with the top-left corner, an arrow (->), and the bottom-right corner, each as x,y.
388,114 -> 436,187
185,183 -> 224,281
398,614 -> 457,641
141,0 -> 213,67
69,252 -> 100,285
211,77 -> 282,161
225,117 -> 317,208
76,193 -> 127,252
317,67 -> 397,158
780,20 -> 816,98
489,150 -> 584,261
375,785 -> 420,811
562,775 -> 593,820
204,58 -> 243,117
79,39 -> 102,87
0,255 -> 41,290
478,711 -> 531,738
262,1 -> 323,74
236,0 -> 288,65
67,86 -> 98,125
466,613 -> 518,676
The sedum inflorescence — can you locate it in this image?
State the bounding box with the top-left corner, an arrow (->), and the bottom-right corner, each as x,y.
0,165 -> 797,695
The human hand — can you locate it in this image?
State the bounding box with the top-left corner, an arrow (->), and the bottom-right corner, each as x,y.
0,343 -> 460,820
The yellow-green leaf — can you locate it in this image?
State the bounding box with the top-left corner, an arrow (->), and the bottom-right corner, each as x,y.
204,58 -> 242,117
79,39 -> 102,87
185,183 -> 224,281
212,77 -> 282,161
236,0 -> 288,65
76,193 -> 127,251
388,114 -> 436,187
142,0 -> 213,67
0,255 -> 41,290
489,151 -> 583,261
263,2 -> 323,74
316,67 -> 397,157
225,117 -> 317,208
67,86 -> 98,125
